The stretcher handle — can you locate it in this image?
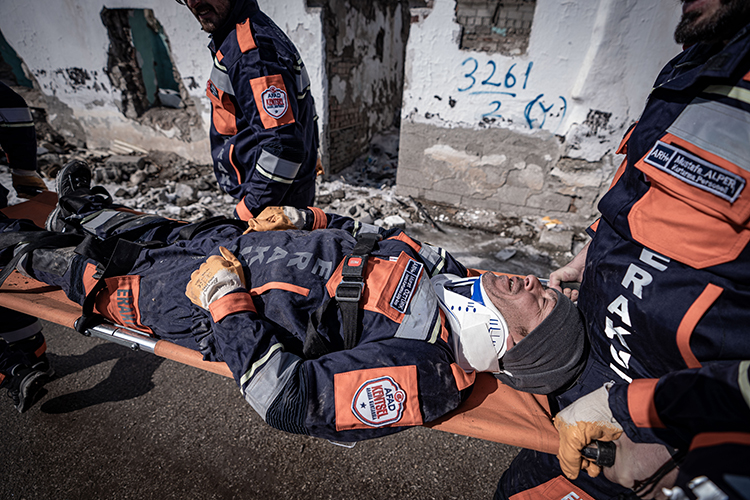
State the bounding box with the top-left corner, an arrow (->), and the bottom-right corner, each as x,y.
76,319 -> 233,378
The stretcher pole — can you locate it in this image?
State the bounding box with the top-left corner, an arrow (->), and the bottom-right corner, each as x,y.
79,320 -> 233,378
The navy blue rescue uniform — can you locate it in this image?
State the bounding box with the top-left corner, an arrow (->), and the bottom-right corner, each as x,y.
497,22 -> 750,500
16,211 -> 479,442
0,82 -> 45,380
204,0 -> 319,220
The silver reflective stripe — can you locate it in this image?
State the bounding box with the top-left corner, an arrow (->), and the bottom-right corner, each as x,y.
0,320 -> 42,342
256,149 -> 302,183
213,54 -> 227,72
740,360 -> 750,411
394,271 -> 440,341
705,84 -> 750,106
80,210 -> 121,235
241,343 -> 301,420
419,244 -> 446,277
209,65 -> 234,96
353,222 -> 381,236
0,107 -> 33,124
296,65 -> 311,98
667,97 -> 750,173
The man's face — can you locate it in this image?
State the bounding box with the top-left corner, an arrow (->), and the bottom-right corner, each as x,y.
675,0 -> 750,45
186,0 -> 232,33
481,274 -> 558,350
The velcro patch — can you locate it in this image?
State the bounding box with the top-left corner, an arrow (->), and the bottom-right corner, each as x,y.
334,366 -> 422,431
644,141 -> 746,203
250,75 -> 295,129
389,260 -> 423,313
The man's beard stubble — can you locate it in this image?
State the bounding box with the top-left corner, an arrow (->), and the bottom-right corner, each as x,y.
674,0 -> 750,45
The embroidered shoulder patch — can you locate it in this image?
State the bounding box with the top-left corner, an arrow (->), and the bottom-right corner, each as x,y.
352,376 -> 406,427
333,365 -> 422,431
250,75 -> 295,129
644,141 -> 746,203
389,260 -> 423,314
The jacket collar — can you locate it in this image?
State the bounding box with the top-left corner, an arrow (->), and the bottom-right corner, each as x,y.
208,0 -> 260,52
655,21 -> 750,92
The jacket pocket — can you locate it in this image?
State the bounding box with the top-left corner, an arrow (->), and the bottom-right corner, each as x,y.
206,79 -> 238,136
630,132 -> 750,268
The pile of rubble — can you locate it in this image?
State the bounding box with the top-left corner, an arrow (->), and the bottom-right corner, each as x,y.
1,127 -> 585,271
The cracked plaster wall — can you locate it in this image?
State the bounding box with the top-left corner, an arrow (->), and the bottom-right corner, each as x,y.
398,0 -> 683,228
0,0 -> 324,164
324,0 -> 409,173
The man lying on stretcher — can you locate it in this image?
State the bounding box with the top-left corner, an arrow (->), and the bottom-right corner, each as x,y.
0,160 -> 585,442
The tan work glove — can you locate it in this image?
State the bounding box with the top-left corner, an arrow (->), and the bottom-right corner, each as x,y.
186,247 -> 246,310
554,383 -> 623,480
244,206 -> 306,234
11,169 -> 48,199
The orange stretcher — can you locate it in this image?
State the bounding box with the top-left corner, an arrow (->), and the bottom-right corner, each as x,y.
0,193 -> 559,454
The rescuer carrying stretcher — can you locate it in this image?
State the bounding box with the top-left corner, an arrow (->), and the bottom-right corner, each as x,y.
0,160 -> 586,442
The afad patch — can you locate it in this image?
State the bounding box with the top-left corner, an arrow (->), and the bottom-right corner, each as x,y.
334,365 -> 423,431
250,74 -> 295,129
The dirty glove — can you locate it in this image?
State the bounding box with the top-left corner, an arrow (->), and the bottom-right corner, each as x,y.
244,206 -> 306,234
186,247 -> 246,310
554,383 -> 623,480
11,169 -> 48,199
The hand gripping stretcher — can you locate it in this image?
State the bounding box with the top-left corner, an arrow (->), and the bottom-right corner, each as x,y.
0,192 -> 559,453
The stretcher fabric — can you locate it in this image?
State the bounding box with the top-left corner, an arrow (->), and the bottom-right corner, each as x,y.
0,193 -> 558,452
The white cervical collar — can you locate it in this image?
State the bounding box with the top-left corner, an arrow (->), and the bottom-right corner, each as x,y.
432,274 -> 509,373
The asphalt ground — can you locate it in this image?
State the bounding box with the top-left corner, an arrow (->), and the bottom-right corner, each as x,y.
1,320 -> 520,500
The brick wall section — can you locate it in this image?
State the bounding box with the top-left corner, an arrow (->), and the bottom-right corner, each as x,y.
455,0 -> 536,55
321,0 -> 410,173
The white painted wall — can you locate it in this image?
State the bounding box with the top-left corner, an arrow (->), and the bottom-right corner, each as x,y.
0,0 -> 325,162
403,0 -> 682,161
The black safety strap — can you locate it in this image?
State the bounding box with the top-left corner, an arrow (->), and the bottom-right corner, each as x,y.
75,238 -> 145,334
302,232 -> 382,359
335,232 -> 382,350
0,232 -> 85,287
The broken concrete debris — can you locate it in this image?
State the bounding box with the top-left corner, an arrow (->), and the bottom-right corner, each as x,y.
0,128 -> 584,270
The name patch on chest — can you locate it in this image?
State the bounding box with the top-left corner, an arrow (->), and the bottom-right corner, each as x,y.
389,260 -> 423,313
644,141 -> 745,203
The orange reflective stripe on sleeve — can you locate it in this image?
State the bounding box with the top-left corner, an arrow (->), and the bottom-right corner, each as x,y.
690,432 -> 750,451
235,198 -> 254,221
209,292 -> 256,323
309,206 -> 327,230
229,144 -> 241,184
676,284 -> 724,369
510,476 -> 596,500
743,70 -> 750,82
250,282 -> 310,297
627,378 -> 665,429
235,19 -> 257,53
451,363 -> 476,391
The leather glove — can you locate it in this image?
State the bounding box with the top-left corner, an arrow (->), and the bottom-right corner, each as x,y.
11,169 -> 48,199
244,206 -> 306,234
186,247 -> 246,310
554,383 -> 623,480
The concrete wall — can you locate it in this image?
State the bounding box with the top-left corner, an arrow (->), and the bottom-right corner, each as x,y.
398,0 -> 683,227
0,0 -> 325,164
